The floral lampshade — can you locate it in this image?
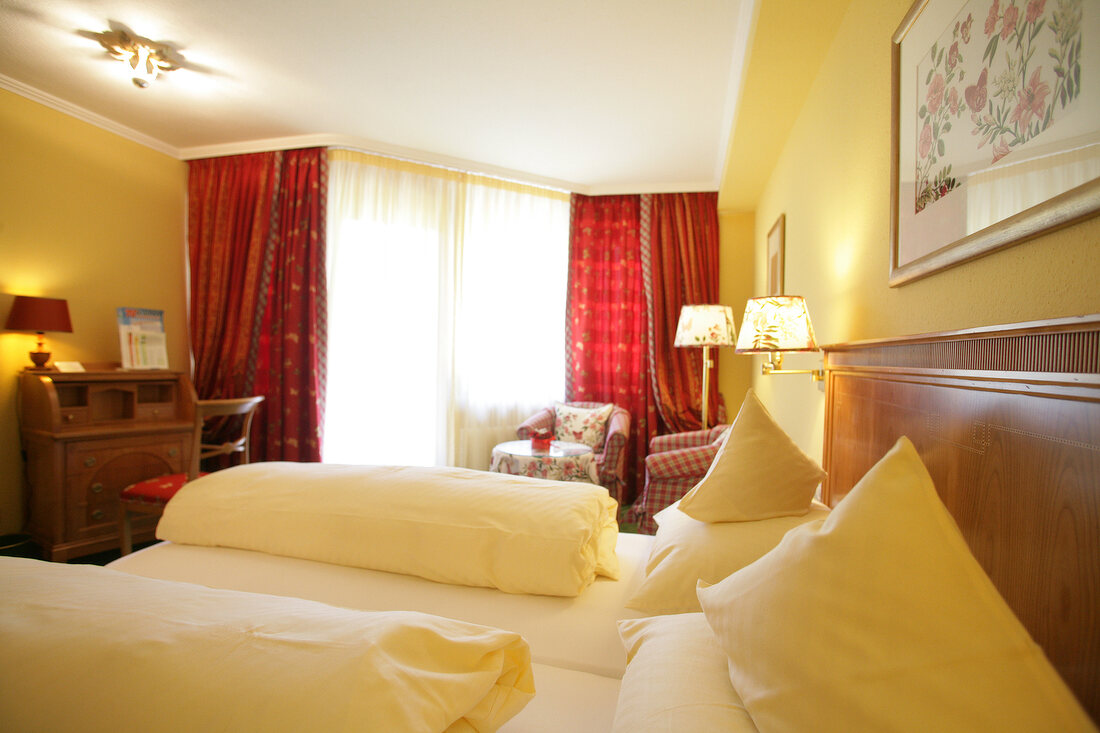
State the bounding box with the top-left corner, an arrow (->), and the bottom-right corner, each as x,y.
673,305 -> 737,347
735,296 -> 819,354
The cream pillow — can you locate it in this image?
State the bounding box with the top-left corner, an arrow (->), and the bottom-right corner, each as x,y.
159,463 -> 619,597
553,402 -> 614,449
626,500 -> 830,614
697,437 -> 1095,732
614,613 -> 757,733
678,388 -> 824,522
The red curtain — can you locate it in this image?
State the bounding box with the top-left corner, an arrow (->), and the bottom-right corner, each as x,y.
645,192 -> 723,435
187,148 -> 327,462
565,191 -> 723,501
565,194 -> 653,504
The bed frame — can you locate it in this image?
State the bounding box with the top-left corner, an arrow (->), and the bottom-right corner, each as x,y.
821,314 -> 1100,721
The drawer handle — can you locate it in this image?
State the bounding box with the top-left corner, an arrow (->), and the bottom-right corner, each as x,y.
84,457 -> 97,468
168,447 -> 179,457
65,413 -> 75,423
90,483 -> 104,494
152,409 -> 160,417
91,509 -> 105,521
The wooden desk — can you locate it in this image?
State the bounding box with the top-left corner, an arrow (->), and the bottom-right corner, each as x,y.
18,370 -> 196,561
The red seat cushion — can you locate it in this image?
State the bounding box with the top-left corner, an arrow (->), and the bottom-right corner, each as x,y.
120,473 -> 207,505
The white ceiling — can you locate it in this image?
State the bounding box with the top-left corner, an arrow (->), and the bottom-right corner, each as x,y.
0,0 -> 755,194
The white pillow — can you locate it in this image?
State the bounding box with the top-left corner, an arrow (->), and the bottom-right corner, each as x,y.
626,500 -> 830,614
159,462 -> 619,597
614,613 -> 757,733
553,402 -> 614,449
678,388 -> 824,522
697,437 -> 1094,732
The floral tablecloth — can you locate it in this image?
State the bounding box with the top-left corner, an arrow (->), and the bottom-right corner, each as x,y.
490,440 -> 598,484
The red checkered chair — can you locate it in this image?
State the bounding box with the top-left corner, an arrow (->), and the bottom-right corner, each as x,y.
118,395 -> 264,555
516,402 -> 631,501
632,424 -> 730,534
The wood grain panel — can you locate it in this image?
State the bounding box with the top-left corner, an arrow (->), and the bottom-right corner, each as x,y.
822,315 -> 1100,722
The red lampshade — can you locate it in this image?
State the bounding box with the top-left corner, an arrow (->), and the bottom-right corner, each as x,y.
5,295 -> 73,333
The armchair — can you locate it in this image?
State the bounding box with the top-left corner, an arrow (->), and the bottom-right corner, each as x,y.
517,402 -> 631,501
632,424 -> 729,534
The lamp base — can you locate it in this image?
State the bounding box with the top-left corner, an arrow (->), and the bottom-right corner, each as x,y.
28,350 -> 51,369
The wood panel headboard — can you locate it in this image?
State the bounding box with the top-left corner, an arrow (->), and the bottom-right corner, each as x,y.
822,314 -> 1099,722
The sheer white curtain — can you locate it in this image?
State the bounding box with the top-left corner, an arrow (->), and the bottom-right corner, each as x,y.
450,175 -> 571,468
324,150 -> 569,469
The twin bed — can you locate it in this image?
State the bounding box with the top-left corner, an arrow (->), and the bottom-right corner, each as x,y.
2,315 -> 1098,731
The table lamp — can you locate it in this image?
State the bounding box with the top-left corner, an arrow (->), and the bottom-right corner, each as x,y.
5,295 -> 73,370
673,304 -> 737,430
735,295 -> 823,380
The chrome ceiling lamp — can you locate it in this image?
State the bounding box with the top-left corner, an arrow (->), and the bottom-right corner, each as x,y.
93,28 -> 180,88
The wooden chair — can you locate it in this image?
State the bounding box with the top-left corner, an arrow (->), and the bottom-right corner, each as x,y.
119,395 -> 264,555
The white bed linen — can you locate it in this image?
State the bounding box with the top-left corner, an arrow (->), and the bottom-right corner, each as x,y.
501,664 -> 621,733
109,530 -> 652,679
1,557 -> 534,733
157,463 -> 620,596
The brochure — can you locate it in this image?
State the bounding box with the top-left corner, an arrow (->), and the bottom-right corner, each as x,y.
117,307 -> 169,369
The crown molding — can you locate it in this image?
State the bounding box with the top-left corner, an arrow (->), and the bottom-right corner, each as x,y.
2,74 -> 716,196
0,74 -> 180,158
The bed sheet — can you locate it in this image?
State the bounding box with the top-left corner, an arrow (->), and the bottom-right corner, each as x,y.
108,530 -> 652,679
501,664 -> 621,732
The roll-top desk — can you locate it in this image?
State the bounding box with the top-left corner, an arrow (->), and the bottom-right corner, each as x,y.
19,370 -> 196,561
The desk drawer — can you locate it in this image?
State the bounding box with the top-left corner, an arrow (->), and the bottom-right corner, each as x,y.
65,435 -> 188,537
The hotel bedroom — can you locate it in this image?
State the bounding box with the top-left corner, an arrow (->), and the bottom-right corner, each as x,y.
1,0 -> 1098,731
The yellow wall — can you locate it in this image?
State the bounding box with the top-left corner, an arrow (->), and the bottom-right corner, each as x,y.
716,210 -> 756,414
0,89 -> 188,535
721,0 -> 1100,459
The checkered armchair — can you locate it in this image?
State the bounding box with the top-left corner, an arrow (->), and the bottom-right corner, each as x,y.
516,402 -> 631,500
633,424 -> 729,534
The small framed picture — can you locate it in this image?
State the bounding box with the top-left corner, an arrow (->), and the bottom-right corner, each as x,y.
767,214 -> 785,296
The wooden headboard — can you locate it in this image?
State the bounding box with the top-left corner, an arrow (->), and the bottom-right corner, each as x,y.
822,314 -> 1100,722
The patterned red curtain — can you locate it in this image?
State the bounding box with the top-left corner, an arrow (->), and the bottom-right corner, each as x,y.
644,192 -> 723,434
565,194 -> 653,505
187,148 -> 327,462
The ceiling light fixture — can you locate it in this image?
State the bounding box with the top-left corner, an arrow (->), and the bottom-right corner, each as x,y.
94,29 -> 180,88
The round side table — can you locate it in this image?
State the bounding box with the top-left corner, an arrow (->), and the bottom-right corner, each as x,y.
490,440 -> 599,484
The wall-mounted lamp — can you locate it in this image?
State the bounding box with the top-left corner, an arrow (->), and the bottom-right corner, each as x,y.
735,296 -> 824,381
674,304 -> 737,429
5,295 -> 73,370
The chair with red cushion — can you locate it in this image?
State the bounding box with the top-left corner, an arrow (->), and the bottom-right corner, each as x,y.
119,395 -> 264,554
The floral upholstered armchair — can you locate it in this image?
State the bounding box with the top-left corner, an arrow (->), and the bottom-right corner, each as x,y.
632,424 -> 729,534
516,401 -> 631,501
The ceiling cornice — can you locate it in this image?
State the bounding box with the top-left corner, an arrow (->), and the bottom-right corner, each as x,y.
2,74 -> 722,197
0,73 -> 180,158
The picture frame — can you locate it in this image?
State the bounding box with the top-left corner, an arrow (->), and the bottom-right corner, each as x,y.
890,0 -> 1100,287
767,214 -> 785,296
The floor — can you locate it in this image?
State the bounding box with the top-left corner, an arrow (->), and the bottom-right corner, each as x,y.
0,534 -> 156,566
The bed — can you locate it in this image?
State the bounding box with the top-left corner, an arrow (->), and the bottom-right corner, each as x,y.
4,315 -> 1098,731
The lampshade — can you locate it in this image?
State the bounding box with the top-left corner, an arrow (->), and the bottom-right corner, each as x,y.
5,296 -> 73,333
673,305 -> 737,347
735,296 -> 818,353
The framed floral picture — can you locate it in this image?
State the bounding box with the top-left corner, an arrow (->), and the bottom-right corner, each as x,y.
890,0 -> 1100,286
767,214 -> 785,296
